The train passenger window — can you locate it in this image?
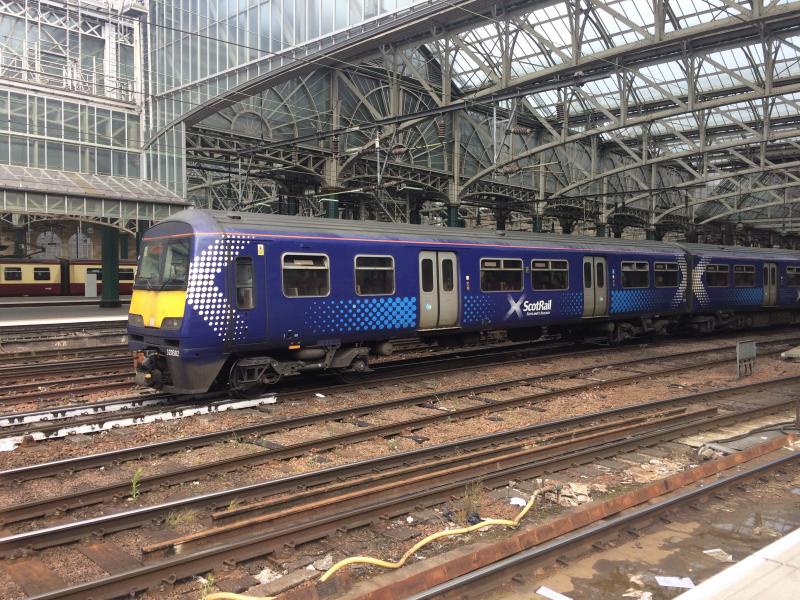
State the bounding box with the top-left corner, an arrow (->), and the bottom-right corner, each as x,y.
442,259 -> 454,292
788,266 -> 800,287
480,258 -> 523,292
282,254 -> 330,297
235,257 -> 254,309
33,267 -> 51,281
706,264 -> 729,287
355,255 -> 395,296
2,267 -> 21,281
734,265 -> 755,287
531,260 -> 568,290
421,259 -> 434,293
119,269 -> 135,282
621,262 -> 649,288
654,262 -> 679,287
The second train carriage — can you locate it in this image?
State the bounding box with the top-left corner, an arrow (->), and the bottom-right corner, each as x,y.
0,258 -> 136,296
128,209 -> 800,395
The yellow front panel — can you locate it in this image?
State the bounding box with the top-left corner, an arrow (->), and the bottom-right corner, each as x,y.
129,290 -> 187,328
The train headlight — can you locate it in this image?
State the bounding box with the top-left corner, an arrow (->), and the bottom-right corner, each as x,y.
161,317 -> 183,330
128,314 -> 144,327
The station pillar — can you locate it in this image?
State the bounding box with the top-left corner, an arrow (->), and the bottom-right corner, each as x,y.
100,225 -> 121,308
408,195 -> 422,225
135,220 -> 150,257
285,196 -> 298,215
323,197 -> 338,218
447,205 -> 460,227
495,209 -> 507,231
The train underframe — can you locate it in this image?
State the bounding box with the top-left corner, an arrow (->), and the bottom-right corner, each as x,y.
135,307 -> 800,396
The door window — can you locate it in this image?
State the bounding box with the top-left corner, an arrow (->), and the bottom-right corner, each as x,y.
596,261 -> 605,288
421,258 -> 434,292
583,261 -> 592,288
236,257 -> 254,309
441,259 -> 454,292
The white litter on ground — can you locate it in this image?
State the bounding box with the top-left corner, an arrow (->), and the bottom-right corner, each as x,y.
0,395 -> 167,427
535,586 -> 573,600
703,548 -> 734,562
509,496 -> 527,506
655,575 -> 695,589
0,394 -> 277,451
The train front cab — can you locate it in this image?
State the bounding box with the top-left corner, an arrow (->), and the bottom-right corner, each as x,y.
128,221 -> 222,395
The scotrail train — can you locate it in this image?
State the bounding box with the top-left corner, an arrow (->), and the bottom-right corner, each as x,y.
128,209 -> 800,395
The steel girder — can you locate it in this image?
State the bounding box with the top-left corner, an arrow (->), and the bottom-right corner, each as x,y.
186,0 -> 800,237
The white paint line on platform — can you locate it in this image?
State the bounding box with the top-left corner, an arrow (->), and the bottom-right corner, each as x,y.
0,316 -> 128,327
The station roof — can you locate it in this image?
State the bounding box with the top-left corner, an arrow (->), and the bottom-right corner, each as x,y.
0,164 -> 188,223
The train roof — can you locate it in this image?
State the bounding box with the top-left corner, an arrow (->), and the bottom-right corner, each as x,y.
157,208 -> 800,260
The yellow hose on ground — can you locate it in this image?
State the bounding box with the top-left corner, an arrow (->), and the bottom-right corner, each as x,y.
320,486 -> 554,582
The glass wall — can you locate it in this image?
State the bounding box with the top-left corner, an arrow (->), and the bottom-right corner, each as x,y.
146,0 -> 422,196
0,89 -> 141,178
0,3 -> 137,103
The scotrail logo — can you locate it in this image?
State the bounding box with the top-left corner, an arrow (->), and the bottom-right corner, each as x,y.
505,294 -> 553,319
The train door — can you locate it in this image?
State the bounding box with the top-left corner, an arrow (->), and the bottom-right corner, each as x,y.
418,251 -> 459,329
582,256 -> 608,318
763,262 -> 777,306
227,242 -> 267,345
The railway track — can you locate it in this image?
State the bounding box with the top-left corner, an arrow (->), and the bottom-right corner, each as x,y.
1,335 -> 795,469
1,375 -> 796,600
0,344 -> 129,366
405,447 -> 800,600
3,327 -> 798,428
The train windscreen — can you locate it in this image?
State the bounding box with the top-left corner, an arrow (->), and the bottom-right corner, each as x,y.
134,238 -> 190,290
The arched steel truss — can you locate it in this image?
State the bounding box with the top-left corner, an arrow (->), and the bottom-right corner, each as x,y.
183,0 -> 800,241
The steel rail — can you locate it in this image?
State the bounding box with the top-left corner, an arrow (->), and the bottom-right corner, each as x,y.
1,341 -> 783,485
405,452 -> 800,599
0,405 -> 708,555
0,372 -> 132,396
20,388 -> 798,600
0,356 -> 131,379
0,344 -> 129,364
1,372 -> 795,539
0,401 -> 695,525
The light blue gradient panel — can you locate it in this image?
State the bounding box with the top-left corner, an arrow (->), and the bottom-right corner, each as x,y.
306,297 -> 417,335
610,289 -> 662,314
557,292 -> 584,317
462,294 -> 492,325
724,287 -> 763,306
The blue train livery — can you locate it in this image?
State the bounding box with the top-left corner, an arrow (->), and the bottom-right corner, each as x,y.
127,209 -> 800,394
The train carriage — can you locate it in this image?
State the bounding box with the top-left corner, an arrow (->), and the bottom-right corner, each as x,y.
128,209 -> 800,395
68,259 -> 137,296
0,258 -> 63,296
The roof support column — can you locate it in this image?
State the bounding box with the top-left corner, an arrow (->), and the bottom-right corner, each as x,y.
448,109 -> 462,227
100,224 -> 120,308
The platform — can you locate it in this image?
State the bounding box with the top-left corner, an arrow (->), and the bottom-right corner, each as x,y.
0,300 -> 129,327
0,296 -> 131,308
676,525 -> 800,600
